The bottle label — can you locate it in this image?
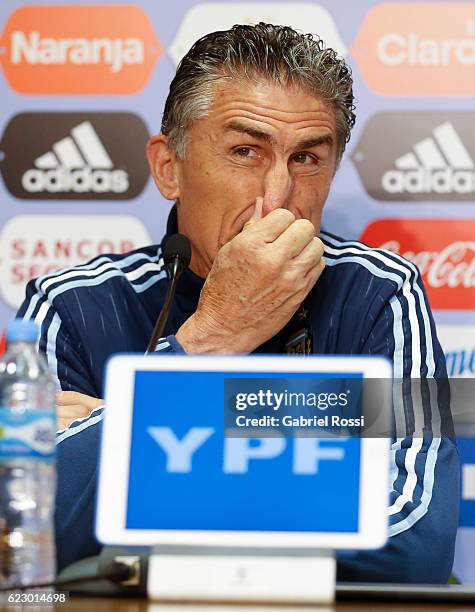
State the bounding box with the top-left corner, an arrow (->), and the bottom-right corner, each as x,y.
0,408 -> 56,459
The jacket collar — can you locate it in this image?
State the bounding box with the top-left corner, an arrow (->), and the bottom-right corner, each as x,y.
160,205 -> 205,332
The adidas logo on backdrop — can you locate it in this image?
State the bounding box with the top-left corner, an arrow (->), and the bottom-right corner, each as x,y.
351,113 -> 475,202
22,121 -> 128,194
382,122 -> 475,195
0,113 -> 150,200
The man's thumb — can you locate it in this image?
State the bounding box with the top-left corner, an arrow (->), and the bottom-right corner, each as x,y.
243,196 -> 263,231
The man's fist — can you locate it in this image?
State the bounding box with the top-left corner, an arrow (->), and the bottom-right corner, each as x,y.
176,207 -> 325,354
56,391 -> 104,431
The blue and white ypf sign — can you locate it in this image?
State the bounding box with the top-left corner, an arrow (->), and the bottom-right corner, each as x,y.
96,354 -> 391,549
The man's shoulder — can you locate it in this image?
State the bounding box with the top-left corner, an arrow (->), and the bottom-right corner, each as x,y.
310,231 -> 433,357
319,229 -> 419,292
20,243 -> 165,309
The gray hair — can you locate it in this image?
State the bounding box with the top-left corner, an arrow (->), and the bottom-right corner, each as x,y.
161,22 -> 356,163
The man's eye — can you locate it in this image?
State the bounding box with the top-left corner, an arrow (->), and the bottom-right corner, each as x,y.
292,152 -> 317,165
234,147 -> 257,158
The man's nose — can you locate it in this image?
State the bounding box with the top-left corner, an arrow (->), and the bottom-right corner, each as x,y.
262,162 -> 293,216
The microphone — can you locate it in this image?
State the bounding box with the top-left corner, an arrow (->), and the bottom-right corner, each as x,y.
146,234 -> 191,353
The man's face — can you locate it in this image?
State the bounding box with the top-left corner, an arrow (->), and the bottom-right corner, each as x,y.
161,78 -> 338,278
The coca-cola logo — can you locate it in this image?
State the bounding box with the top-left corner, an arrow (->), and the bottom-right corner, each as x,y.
379,240 -> 475,289
360,220 -> 475,310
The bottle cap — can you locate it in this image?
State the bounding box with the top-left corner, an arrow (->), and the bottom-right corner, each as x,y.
6,319 -> 39,343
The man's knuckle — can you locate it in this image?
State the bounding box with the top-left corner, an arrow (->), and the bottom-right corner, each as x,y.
62,391 -> 79,403
311,244 -> 324,263
317,257 -> 326,272
295,219 -> 315,235
282,266 -> 303,286
220,240 -> 234,256
262,253 -> 281,275
271,208 -> 295,224
314,238 -> 325,257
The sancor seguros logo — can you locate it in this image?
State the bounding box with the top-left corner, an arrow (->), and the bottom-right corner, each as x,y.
0,215 -> 152,308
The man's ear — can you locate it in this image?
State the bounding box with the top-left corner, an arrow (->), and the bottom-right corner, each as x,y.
146,134 -> 180,200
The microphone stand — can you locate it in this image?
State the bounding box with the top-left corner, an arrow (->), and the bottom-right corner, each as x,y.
146,257 -> 183,353
146,233 -> 191,353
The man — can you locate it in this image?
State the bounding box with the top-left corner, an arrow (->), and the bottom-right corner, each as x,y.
17,23 -> 458,582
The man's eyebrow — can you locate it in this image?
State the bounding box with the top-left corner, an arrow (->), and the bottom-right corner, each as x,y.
223,120 -> 334,150
294,134 -> 334,150
224,121 -> 275,144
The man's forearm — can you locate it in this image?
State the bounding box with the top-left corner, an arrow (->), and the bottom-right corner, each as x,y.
176,313 -> 238,354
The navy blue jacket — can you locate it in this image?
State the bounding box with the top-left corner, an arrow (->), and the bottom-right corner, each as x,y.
17,207 -> 459,582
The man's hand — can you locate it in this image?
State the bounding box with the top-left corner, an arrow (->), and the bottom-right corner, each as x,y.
56,391 -> 104,431
176,205 -> 325,354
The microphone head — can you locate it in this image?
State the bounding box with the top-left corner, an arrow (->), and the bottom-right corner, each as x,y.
163,233 -> 192,269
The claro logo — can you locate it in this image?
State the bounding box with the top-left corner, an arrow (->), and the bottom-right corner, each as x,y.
351,3 -> 475,95
0,113 -> 150,200
0,5 -> 162,94
360,219 -> 475,310
351,113 -> 475,201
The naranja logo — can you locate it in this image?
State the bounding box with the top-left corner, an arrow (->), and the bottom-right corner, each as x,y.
360,219 -> 475,310
0,5 -> 162,94
351,3 -> 475,96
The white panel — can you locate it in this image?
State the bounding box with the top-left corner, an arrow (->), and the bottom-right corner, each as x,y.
395,152 -> 419,169
71,121 -> 113,168
53,137 -> 84,169
34,151 -> 58,169
414,138 -> 447,169
463,464 -> 475,500
433,122 -> 474,169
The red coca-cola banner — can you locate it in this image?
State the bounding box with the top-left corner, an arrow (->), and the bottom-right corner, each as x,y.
360,219 -> 475,310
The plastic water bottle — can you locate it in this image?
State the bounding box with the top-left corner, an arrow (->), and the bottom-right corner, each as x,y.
0,320 -> 57,587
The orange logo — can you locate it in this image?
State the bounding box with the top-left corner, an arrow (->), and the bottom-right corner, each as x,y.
360,219 -> 475,310
0,5 -> 163,94
352,4 -> 475,96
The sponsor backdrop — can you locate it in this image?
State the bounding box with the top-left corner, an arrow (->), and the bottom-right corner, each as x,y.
0,0 -> 474,581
